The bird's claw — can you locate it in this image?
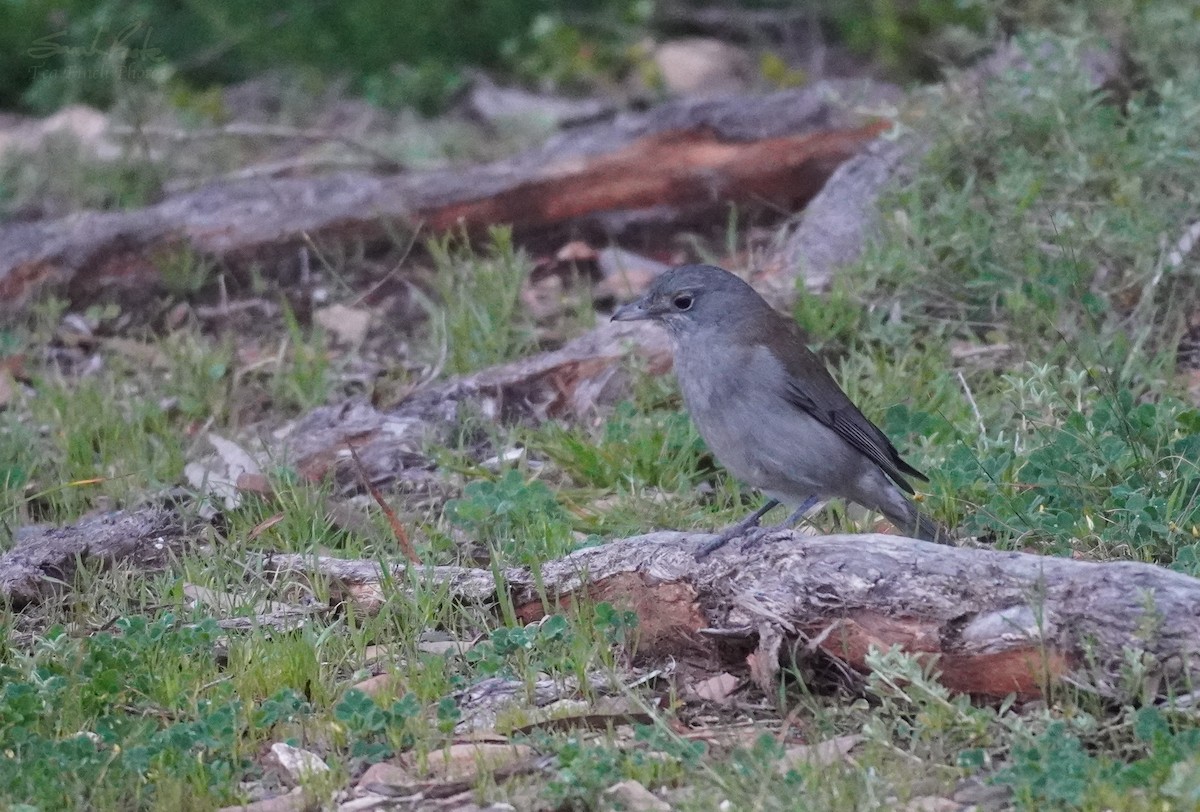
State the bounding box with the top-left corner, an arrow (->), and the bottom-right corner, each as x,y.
694,530 -> 738,560
695,523 -> 770,560
736,525 -> 775,553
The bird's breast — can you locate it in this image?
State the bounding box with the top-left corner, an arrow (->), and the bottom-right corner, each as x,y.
673,338 -> 780,483
671,337 -> 863,497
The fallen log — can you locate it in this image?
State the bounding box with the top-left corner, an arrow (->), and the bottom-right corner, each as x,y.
0,507 -> 189,608
0,80 -> 899,315
262,531 -> 1200,702
7,503 -> 1197,704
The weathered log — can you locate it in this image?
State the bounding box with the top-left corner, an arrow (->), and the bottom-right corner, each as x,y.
262,531 -> 1200,702
0,80 -> 899,315
8,503 -> 1198,704
0,507 -> 188,608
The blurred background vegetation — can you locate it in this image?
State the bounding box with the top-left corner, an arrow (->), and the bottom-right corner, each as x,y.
0,0 -> 1001,117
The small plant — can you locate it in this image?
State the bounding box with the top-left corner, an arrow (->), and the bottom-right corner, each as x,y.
504,5 -> 650,94
903,387 -> 1200,561
0,616 -> 257,808
860,646 -> 1000,766
333,689 -> 422,764
537,401 -> 709,494
155,246 -> 216,299
160,330 -> 235,423
360,62 -> 466,116
444,468 -> 574,562
272,305 -> 331,413
536,731 -> 692,809
990,706 -> 1200,809
27,373 -> 185,522
426,227 -> 537,375
464,605 -> 638,684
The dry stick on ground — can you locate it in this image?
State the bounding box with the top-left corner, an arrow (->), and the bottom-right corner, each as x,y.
347,444 -> 420,564
260,531 -> 1200,703
0,508 -> 189,608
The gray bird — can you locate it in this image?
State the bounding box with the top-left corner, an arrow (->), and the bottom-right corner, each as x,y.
611,263 -> 947,556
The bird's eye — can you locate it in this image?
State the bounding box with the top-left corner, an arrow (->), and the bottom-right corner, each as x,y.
673,293 -> 694,311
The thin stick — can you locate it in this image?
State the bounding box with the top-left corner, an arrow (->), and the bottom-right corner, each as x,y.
956,370 -> 985,440
347,444 -> 420,564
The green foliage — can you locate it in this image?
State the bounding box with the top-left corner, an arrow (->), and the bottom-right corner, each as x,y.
444,468 -> 574,562
593,601 -> 639,649
0,616 -> 249,808
1,0 -> 649,113
464,605 -> 639,681
825,0 -> 989,78
792,281 -> 869,353
159,331 -> 234,424
273,305 -> 331,413
868,33 -> 1200,371
360,63 -> 467,117
0,415 -> 36,530
537,728 -> 696,809
155,247 -> 216,299
504,3 -> 652,92
22,373 -> 185,522
333,689 -> 421,763
997,722 -> 1104,808
998,394 -> 1200,559
538,401 -> 708,492
884,385 -> 1200,560
466,614 -> 573,678
996,709 -> 1200,809
427,227 -> 537,376
861,647 -> 1001,765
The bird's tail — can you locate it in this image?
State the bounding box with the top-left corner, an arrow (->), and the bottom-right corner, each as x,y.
877,492 -> 953,544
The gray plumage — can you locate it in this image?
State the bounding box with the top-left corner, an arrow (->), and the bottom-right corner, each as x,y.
612,263 -> 945,546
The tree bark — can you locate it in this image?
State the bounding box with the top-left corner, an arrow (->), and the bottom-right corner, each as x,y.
0,508 -> 188,608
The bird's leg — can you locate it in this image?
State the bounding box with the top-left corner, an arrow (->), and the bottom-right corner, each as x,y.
694,499 -> 780,559
760,494 -> 820,533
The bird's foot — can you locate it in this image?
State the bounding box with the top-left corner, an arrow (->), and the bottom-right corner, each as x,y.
694,526 -> 746,559
735,521 -> 793,553
694,495 -> 820,560
694,501 -> 779,560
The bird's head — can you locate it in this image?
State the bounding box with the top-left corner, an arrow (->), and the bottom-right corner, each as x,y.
610,264 -> 763,336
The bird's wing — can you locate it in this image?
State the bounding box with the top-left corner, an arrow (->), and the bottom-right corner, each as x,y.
764,318 -> 927,493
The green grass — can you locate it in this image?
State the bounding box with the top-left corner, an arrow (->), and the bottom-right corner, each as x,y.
424,226 -> 539,376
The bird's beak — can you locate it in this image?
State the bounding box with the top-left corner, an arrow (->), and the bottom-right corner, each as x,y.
610,297 -> 653,322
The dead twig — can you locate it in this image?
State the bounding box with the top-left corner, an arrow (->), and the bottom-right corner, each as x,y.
348,444 -> 420,564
